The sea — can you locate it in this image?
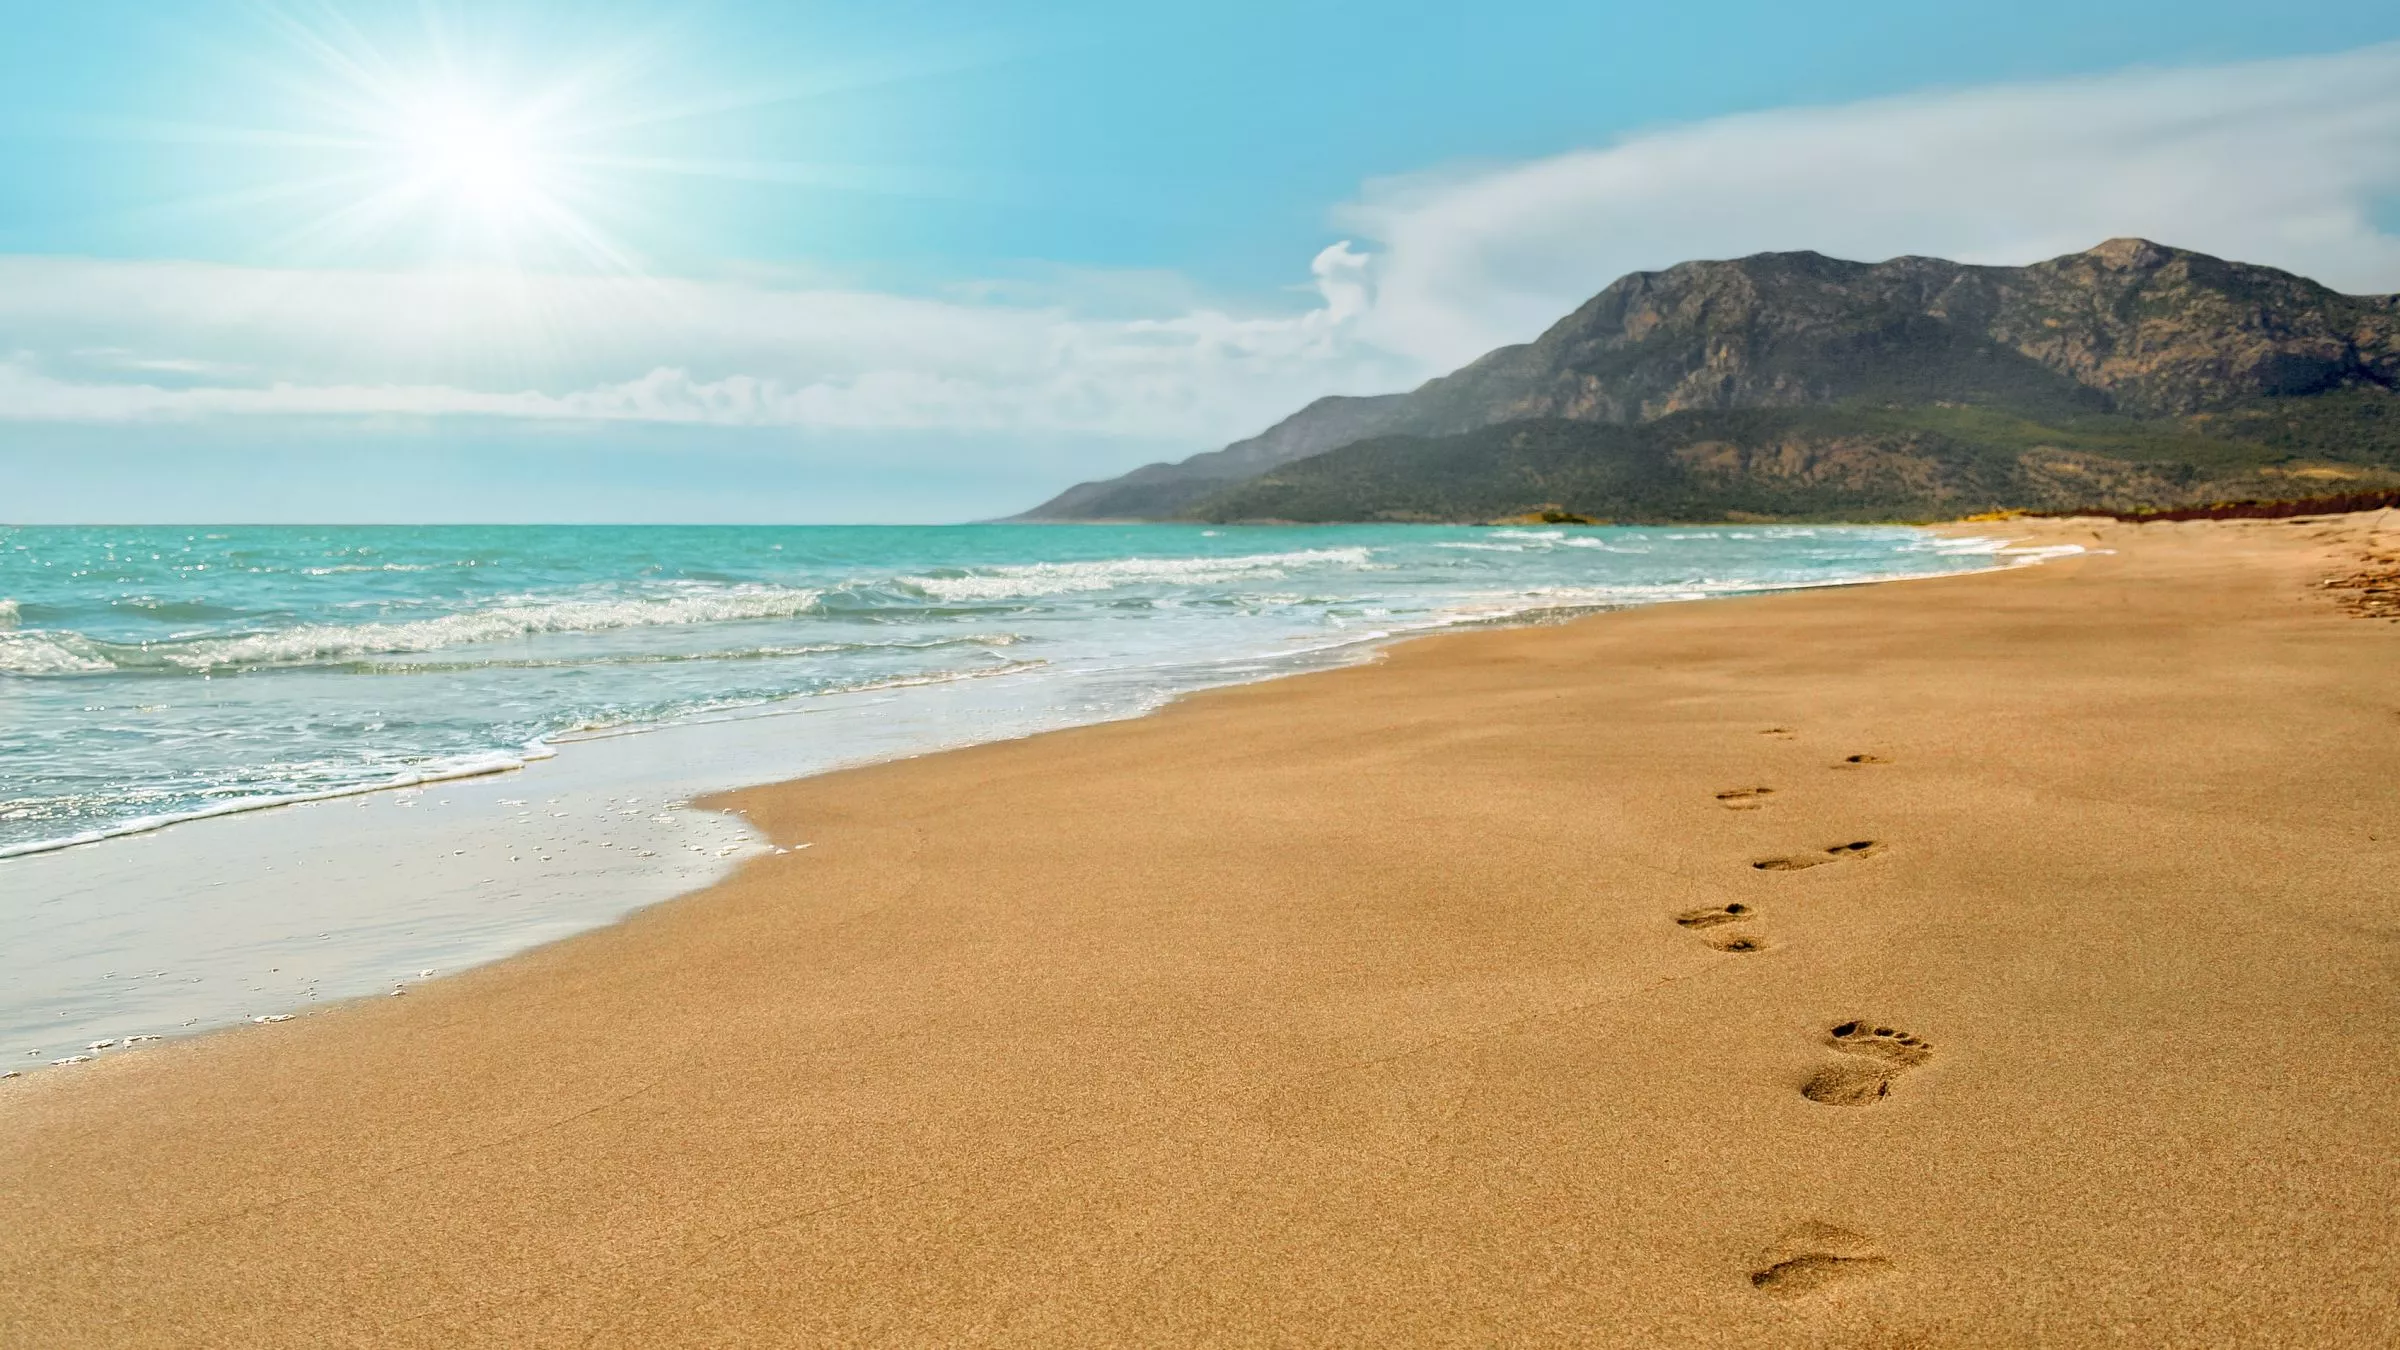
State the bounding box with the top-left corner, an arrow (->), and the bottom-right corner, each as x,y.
0,522 -> 2054,1070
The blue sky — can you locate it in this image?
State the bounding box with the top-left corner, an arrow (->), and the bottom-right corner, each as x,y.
5,1 -> 2400,522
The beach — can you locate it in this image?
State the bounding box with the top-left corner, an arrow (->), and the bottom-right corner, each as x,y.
0,523 -> 1998,1060
3,510 -> 2396,1345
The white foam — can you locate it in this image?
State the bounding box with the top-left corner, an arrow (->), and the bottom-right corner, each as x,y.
1440,534 -> 1652,555
903,548 -> 1375,602
1922,535 -> 2091,565
0,655 -> 1057,859
0,584 -> 831,674
176,585 -> 833,668
358,632 -> 1021,674
0,597 -> 18,630
0,629 -> 115,675
0,743 -> 550,861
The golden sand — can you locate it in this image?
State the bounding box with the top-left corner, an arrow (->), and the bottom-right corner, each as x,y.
4,512 -> 2397,1346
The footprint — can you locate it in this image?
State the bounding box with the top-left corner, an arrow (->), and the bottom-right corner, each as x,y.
1758,727 -> 1797,739
1835,754 -> 1888,767
1749,1221 -> 1892,1298
1715,787 -> 1775,810
1752,840 -> 1882,871
1676,904 -> 1768,952
1800,1021 -> 1935,1106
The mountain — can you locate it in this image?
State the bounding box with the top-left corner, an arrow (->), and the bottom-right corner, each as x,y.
1010,239 -> 2400,523
1015,392 -> 1411,521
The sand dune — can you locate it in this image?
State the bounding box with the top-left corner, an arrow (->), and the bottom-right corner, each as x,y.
4,512 -> 2397,1346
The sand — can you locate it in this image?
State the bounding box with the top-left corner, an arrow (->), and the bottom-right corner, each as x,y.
4,512 -> 2398,1347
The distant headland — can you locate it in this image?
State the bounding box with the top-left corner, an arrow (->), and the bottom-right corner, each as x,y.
1012,239 -> 2400,524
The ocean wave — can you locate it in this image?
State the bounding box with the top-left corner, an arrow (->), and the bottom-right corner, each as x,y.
346,633 -> 1023,674
1914,535 -> 2089,565
0,584 -> 832,675
902,548 -> 1375,602
1439,535 -> 1651,555
0,630 -> 117,674
0,598 -> 16,630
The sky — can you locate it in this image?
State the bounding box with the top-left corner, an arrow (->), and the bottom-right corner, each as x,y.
5,1 -> 2400,523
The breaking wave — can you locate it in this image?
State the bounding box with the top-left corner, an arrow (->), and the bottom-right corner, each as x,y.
0,630 -> 115,675
0,584 -> 832,675
901,547 -> 1375,602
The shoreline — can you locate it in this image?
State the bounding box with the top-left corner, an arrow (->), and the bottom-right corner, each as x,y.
1,527 -> 2037,1070
0,526 -> 2027,866
9,512 -> 2394,1344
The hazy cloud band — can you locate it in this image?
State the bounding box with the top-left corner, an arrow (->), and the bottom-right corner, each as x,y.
5,43 -> 2398,444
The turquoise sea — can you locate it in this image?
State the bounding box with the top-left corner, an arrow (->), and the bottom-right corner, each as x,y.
1,522 -> 2020,860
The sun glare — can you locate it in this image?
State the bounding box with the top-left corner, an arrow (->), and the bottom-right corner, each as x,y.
405,101 -> 542,220
210,8 -> 661,269
186,7 -> 887,272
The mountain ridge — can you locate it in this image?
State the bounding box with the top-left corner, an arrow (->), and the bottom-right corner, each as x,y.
1011,239 -> 2400,523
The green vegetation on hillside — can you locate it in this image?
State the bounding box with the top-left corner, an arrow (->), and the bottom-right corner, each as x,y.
1189,395 -> 2400,524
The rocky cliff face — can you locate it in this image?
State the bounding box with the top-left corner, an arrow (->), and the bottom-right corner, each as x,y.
1319,237 -> 2398,430
1983,239 -> 2399,413
1012,239 -> 2400,521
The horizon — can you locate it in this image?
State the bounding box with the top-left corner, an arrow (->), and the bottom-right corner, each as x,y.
5,2 -> 2400,524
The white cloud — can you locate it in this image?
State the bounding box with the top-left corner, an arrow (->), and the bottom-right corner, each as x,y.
1338,43 -> 2400,369
4,44 -> 2399,448
1309,241 -> 1374,324
0,257 -> 1411,442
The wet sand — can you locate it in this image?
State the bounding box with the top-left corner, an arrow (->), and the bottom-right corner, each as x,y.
4,512 -> 2398,1347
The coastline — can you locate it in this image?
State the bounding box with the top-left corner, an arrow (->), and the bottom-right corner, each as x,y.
0,527 -> 2028,1066
5,511 -> 2397,1344
0,526 -> 2022,865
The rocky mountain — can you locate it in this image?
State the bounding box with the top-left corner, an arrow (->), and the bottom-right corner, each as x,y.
1011,239 -> 2400,523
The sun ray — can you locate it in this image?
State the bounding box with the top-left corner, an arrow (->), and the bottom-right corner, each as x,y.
54,3 -> 1025,280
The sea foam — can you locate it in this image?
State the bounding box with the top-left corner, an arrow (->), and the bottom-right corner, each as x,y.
901,547 -> 1374,603
0,630 -> 117,675
0,584 -> 831,675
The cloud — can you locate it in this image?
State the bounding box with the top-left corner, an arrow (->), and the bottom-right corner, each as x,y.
1309,241 -> 1374,324
5,44 -> 2400,448
0,256 -> 1412,442
1338,43 -> 2400,368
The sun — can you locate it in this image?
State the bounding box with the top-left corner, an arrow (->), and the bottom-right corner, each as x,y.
403,99 -> 545,223
159,6 -> 890,272
210,7 -> 647,267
